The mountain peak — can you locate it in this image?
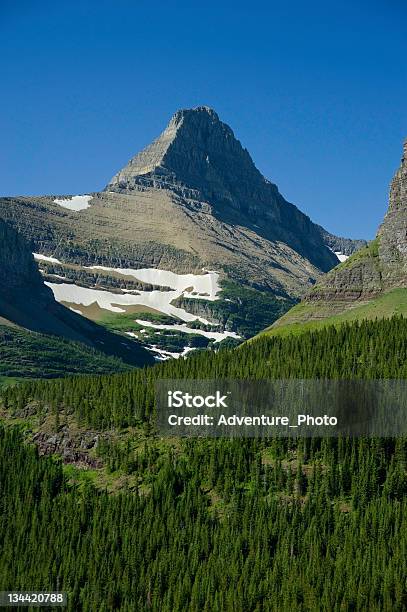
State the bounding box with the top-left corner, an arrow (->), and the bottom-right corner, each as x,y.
164,106 -> 222,134
386,138 -> 407,214
173,105 -> 220,121
106,105 -> 241,193
105,107 -> 341,272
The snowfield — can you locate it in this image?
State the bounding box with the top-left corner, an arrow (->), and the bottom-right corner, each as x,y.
43,264 -> 239,351
53,195 -> 93,211
86,266 -> 221,300
45,282 -> 212,323
132,319 -> 241,343
33,253 -> 62,264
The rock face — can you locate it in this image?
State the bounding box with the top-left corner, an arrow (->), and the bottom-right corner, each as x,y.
315,226 -> 367,257
107,106 -> 350,273
0,220 -> 57,315
307,139 -> 407,302
377,139 -> 407,286
0,221 -> 45,291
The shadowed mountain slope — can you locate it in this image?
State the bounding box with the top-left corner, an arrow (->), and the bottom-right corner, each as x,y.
0,221 -> 154,370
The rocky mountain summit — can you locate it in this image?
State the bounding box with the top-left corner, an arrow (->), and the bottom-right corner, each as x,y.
377,139 -> 407,285
0,107 -> 363,298
107,106 -> 361,273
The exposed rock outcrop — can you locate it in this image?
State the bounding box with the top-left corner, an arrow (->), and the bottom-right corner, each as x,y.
377,139 -> 407,286
0,221 -> 46,291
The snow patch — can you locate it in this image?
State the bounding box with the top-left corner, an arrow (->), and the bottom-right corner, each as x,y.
146,344 -> 196,361
133,319 -> 241,344
329,247 -> 349,263
45,282 -> 211,323
33,253 -> 62,264
86,266 -> 221,300
53,195 -> 93,211
334,251 -> 349,262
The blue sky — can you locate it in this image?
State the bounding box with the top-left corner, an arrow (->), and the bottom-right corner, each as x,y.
1,0 -> 406,239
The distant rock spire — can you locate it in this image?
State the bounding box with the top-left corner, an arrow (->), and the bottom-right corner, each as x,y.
387,138 -> 407,213
376,137 -> 407,272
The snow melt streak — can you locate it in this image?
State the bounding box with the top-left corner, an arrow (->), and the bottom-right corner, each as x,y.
132,319 -> 240,343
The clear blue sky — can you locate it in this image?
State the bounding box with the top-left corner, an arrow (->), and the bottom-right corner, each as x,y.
1,0 -> 406,239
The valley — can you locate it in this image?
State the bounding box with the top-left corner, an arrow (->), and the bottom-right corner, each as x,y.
2,4 -> 406,611
0,115 -> 406,612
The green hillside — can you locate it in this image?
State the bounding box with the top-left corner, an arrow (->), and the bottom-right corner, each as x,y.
0,325 -> 133,379
261,287 -> 407,338
1,317 -> 407,610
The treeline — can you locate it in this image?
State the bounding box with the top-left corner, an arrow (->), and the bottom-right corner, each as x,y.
4,316 -> 407,429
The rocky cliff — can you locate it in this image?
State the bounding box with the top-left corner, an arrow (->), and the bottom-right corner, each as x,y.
0,221 -> 45,291
308,139 -> 407,302
377,139 -> 407,286
0,220 -> 57,319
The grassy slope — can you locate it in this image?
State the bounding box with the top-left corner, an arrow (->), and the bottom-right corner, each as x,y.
0,376 -> 21,389
261,287 -> 407,338
257,238 -> 404,338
